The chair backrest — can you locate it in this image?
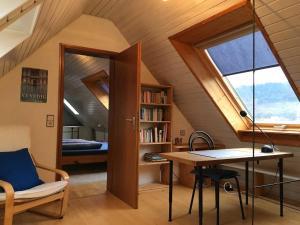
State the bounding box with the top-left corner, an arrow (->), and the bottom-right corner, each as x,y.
0,126 -> 31,152
188,130 -> 215,151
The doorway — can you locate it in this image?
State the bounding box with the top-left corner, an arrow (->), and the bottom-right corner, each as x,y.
57,43 -> 141,208
58,46 -> 113,197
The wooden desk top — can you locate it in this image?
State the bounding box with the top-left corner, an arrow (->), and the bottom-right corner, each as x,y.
173,143 -> 225,150
160,148 -> 293,166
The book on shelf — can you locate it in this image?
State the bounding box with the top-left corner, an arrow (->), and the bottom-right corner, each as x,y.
139,124 -> 168,143
141,90 -> 168,104
140,107 -> 164,121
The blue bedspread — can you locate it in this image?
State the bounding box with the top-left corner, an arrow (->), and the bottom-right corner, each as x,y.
62,139 -> 108,156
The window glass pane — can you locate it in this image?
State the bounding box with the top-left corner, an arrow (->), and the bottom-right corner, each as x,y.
207,31 -> 278,76
225,67 -> 300,124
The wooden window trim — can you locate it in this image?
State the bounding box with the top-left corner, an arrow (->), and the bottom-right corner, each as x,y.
169,0 -> 300,146
81,70 -> 109,109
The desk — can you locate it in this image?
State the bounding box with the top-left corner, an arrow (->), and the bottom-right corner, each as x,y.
173,143 -> 225,187
160,148 -> 294,225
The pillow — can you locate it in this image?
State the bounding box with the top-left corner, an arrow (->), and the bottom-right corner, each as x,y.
0,148 -> 43,192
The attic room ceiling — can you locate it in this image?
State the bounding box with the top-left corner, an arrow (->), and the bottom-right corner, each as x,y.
84,0 -> 300,145
64,53 -> 109,129
0,0 -> 299,145
0,0 -> 88,76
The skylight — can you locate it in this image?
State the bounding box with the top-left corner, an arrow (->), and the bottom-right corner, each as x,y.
0,3 -> 41,57
0,0 -> 28,19
64,99 -> 79,115
206,31 -> 300,124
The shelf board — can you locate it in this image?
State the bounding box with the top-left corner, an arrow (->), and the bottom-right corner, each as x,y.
140,142 -> 172,145
139,161 -> 169,166
140,103 -> 171,107
140,120 -> 171,123
141,83 -> 172,89
139,182 -> 169,193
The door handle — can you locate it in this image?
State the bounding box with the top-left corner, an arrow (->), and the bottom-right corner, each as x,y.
125,116 -> 136,129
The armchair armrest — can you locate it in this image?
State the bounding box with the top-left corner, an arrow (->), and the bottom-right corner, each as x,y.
35,163 -> 69,181
0,180 -> 14,201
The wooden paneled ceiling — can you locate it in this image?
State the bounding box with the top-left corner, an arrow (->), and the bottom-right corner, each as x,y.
84,0 -> 300,145
0,0 -> 89,77
0,0 -> 299,145
64,53 -> 109,129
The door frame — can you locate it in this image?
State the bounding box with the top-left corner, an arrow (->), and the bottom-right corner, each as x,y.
56,43 -> 117,171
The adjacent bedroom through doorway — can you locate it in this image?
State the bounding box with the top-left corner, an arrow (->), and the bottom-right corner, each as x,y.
61,51 -> 110,198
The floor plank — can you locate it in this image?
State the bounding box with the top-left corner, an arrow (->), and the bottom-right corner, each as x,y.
7,182 -> 300,225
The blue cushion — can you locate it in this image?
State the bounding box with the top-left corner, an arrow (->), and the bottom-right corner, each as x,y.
0,148 -> 43,192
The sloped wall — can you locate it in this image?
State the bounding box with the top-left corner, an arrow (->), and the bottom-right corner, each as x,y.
0,15 -> 194,180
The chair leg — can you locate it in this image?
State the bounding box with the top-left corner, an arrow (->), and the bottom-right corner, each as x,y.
234,177 -> 245,220
215,180 -> 218,208
188,176 -> 197,214
215,181 -> 220,225
59,185 -> 70,218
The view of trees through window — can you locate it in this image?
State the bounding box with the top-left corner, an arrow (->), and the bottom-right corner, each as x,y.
226,66 -> 300,124
206,29 -> 300,125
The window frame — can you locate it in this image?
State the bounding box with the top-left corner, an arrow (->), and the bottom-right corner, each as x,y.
205,49 -> 300,128
169,0 -> 300,146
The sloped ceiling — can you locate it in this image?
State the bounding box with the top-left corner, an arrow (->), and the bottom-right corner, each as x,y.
84,0 -> 300,146
0,0 -> 299,145
64,53 -> 109,129
0,0 -> 89,77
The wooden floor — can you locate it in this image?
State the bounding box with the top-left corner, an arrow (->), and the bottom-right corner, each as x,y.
4,181 -> 300,225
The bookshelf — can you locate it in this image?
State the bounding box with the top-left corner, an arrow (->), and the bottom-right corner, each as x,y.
139,83 -> 173,192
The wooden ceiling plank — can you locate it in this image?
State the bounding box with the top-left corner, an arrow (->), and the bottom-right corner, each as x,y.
17,0 -> 61,66
93,0 -> 112,17
264,15 -> 300,35
88,0 -> 107,16
118,0 -> 221,43
84,0 -> 102,14
33,0 -> 75,54
121,0 -> 237,54
256,0 -> 300,18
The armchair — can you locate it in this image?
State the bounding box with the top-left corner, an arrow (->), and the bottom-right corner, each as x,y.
0,126 -> 70,225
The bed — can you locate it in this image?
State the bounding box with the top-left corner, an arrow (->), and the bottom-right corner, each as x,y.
61,139 -> 108,166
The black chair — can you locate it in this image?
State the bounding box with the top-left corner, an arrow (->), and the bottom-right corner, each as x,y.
188,131 -> 245,225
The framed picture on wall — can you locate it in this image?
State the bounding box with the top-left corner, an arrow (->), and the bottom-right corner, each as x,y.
20,67 -> 48,103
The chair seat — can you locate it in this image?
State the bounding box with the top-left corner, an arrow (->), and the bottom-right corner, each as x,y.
0,181 -> 68,201
192,168 -> 239,181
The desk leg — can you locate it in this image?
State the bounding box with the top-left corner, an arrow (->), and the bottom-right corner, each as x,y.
279,158 -> 283,217
169,160 -> 173,222
245,161 -> 249,205
197,166 -> 203,225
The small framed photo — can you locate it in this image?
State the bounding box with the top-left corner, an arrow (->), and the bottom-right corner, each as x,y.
46,114 -> 55,127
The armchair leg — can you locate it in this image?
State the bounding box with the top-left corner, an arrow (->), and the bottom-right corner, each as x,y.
4,198 -> 14,225
59,185 -> 70,218
188,176 -> 197,214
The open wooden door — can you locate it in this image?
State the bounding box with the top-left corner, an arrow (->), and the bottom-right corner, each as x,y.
107,43 -> 141,209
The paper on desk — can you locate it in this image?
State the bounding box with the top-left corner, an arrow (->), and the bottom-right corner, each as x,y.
189,149 -> 272,158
